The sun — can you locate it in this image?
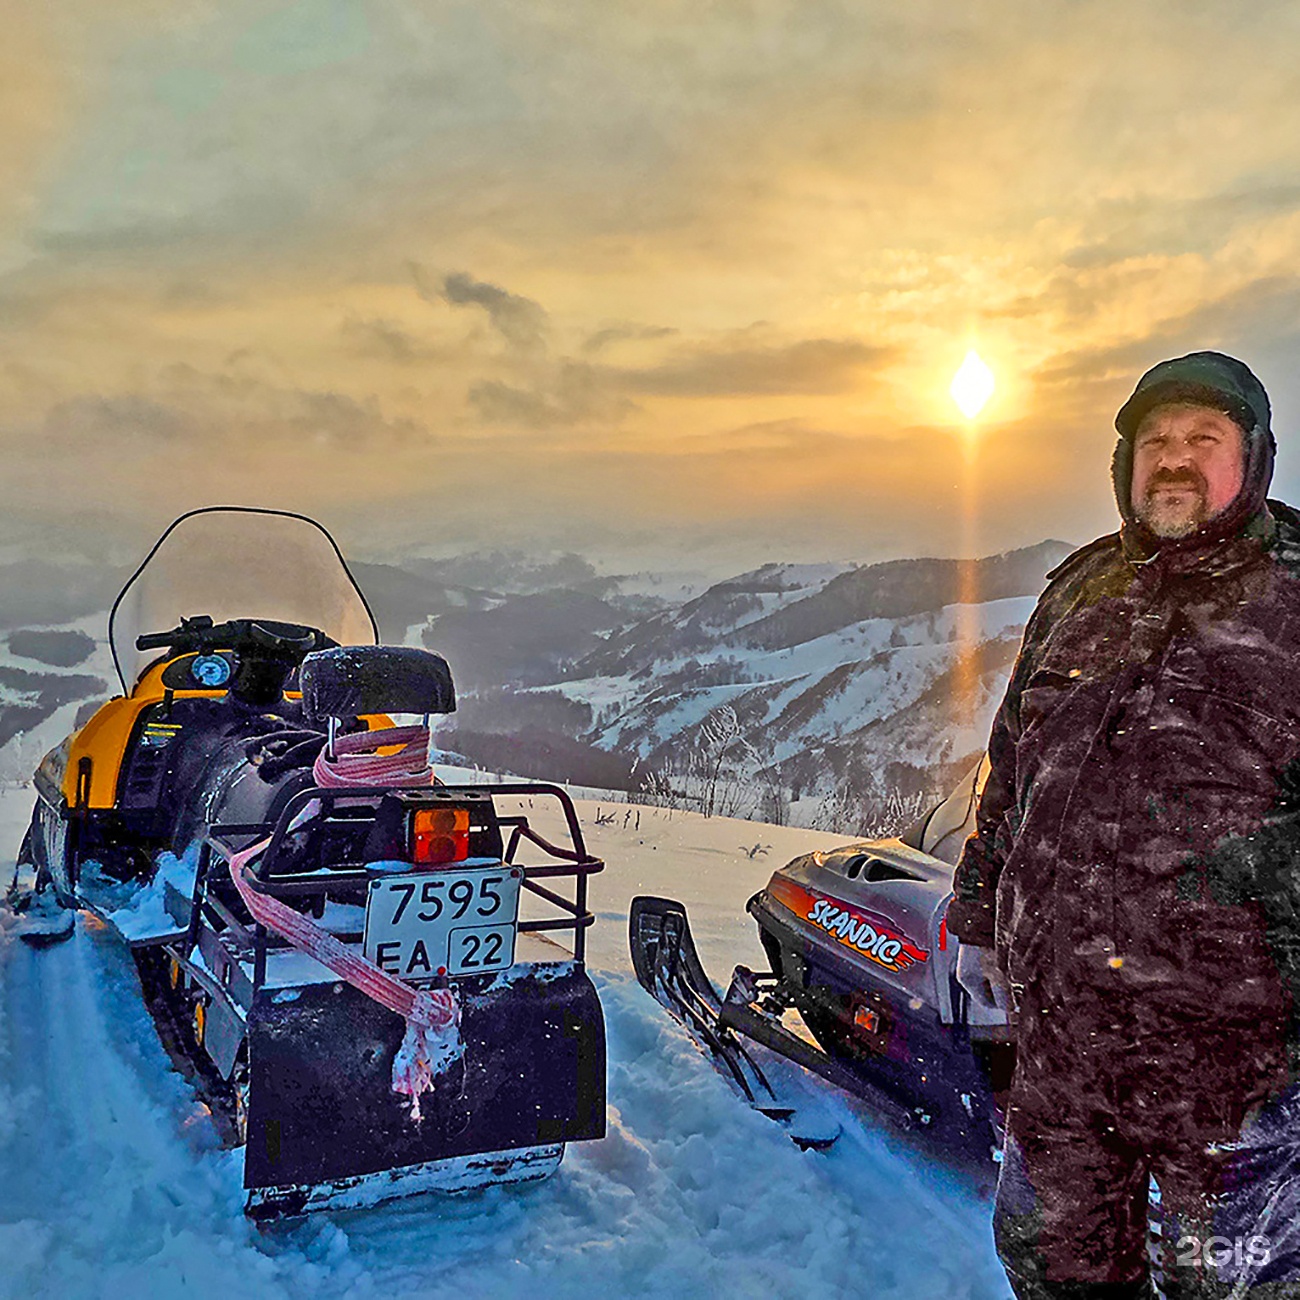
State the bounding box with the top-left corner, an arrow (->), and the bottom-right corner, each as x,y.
950,350 -> 995,420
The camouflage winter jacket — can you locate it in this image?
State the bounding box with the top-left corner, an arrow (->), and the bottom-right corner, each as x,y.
948,501 -> 1300,1033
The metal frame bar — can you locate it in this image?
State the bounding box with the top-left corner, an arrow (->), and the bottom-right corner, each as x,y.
203,782 -> 603,972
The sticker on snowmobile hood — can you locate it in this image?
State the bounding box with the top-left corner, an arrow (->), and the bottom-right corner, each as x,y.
779,881 -> 929,972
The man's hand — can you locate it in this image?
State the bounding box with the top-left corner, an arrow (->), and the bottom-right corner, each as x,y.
955,942 -> 1011,1013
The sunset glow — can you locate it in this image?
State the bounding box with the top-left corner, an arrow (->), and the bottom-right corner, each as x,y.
0,6 -> 1296,572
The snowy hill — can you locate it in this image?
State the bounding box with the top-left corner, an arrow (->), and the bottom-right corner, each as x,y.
0,557 -> 123,632
0,615 -> 114,783
0,785 -> 1012,1299
439,542 -> 1073,831
579,560 -> 858,670
345,562 -> 497,644
421,589 -> 627,691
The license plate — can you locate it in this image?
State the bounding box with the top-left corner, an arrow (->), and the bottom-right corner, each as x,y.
363,866 -> 524,980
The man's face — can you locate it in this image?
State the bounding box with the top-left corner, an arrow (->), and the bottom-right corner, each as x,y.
1131,403 -> 1247,539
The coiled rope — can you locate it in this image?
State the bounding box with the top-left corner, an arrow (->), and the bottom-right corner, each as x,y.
313,722 -> 433,788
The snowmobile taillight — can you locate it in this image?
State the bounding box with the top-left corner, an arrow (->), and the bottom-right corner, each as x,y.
410,806 -> 471,866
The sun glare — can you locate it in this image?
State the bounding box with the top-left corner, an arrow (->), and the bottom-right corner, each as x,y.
950,350 -> 995,420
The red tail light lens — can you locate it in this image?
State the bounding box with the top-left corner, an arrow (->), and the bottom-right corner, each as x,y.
411,806 -> 471,865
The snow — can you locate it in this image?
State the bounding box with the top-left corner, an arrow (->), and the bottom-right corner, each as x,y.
0,613 -> 115,787
0,614 -> 109,678
0,785 -> 1012,1299
587,595 -> 1037,765
528,672 -> 642,711
605,569 -> 711,605
85,846 -> 198,943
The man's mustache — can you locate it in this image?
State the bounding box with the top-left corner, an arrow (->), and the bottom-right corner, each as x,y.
1144,467 -> 1207,496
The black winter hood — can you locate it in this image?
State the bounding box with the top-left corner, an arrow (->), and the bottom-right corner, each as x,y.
1112,351 -> 1275,553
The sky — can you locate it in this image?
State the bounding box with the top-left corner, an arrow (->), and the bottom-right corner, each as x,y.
6,0 -> 1300,576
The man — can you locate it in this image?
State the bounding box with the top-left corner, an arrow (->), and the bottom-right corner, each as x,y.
948,352 -> 1300,1299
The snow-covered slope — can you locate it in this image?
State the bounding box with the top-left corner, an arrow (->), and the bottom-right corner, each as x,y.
439,542 -> 1073,830
587,594 -> 1037,762
0,787 -> 1011,1299
0,614 -> 113,785
0,543 -> 1073,835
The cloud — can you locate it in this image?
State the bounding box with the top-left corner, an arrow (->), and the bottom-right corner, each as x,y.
289,390 -> 422,444
1026,272 -> 1300,465
621,338 -> 893,397
468,382 -> 560,427
10,2 -> 975,273
42,395 -> 193,446
33,376 -> 425,460
582,322 -> 677,354
15,2 -> 1300,576
469,361 -> 635,428
1036,276 -> 1300,390
340,314 -> 433,363
416,267 -> 548,352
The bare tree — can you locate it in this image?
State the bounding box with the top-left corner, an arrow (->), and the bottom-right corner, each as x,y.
807,764 -> 930,837
694,705 -> 745,817
639,704 -> 753,818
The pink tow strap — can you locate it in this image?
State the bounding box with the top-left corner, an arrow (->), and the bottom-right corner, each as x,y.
312,723 -> 433,788
229,724 -> 463,1121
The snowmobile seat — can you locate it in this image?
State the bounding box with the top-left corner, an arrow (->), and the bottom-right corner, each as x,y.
300,646 -> 455,721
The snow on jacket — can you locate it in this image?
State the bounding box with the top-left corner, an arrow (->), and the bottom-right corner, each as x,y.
949,354 -> 1300,1034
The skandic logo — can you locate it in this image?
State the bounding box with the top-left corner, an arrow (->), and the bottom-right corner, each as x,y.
806,896 -> 930,972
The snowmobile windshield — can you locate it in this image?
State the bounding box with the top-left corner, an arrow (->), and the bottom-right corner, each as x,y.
898,754 -> 989,865
109,507 -> 377,689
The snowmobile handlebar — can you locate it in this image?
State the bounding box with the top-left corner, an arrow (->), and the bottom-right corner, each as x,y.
135,615 -> 334,659
136,616 -> 339,705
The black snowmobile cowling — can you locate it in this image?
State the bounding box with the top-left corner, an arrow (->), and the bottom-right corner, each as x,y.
15,507 -> 606,1218
630,757 -> 1013,1154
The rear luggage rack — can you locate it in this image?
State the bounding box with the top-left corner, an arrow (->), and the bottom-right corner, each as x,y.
204,782 -> 603,974
188,781 -> 607,1208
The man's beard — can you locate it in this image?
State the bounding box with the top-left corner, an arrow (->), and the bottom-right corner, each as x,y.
1136,469 -> 1213,539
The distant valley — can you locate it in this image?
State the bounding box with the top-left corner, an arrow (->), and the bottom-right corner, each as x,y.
0,541 -> 1073,834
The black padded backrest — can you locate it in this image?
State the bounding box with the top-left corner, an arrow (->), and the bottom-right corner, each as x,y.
299,646 -> 456,720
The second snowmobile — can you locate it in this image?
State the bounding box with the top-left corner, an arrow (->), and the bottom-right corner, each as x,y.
630,759 -> 1012,1152
14,507 -> 606,1217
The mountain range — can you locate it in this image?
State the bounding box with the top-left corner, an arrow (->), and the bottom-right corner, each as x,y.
0,541 -> 1073,832
425,540 -> 1073,831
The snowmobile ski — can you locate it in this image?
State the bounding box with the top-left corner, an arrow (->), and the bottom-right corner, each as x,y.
630,894 -> 956,1142
4,852 -> 75,948
6,888 -> 76,947
631,894 -> 861,1149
